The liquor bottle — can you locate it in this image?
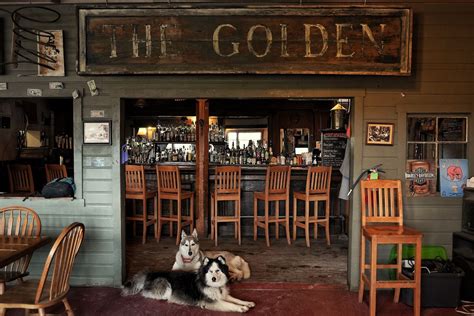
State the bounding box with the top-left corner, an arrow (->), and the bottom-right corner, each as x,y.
312,148 -> 319,165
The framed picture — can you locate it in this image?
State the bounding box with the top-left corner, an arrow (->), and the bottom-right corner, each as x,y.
83,120 -> 112,144
366,122 -> 394,145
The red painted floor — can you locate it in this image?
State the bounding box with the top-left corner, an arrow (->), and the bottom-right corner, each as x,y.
5,283 -> 460,315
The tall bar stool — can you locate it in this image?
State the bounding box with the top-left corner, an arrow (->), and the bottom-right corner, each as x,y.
7,164 -> 35,195
45,164 -> 68,182
358,179 -> 423,316
125,165 -> 157,244
293,166 -> 332,247
253,165 -> 291,247
211,166 -> 241,246
156,165 -> 194,245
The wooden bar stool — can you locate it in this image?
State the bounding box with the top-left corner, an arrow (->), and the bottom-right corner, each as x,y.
253,165 -> 291,247
293,166 -> 332,247
156,165 -> 194,245
45,164 -> 68,182
211,166 -> 241,246
358,179 -> 423,316
7,164 -> 35,195
125,165 -> 157,244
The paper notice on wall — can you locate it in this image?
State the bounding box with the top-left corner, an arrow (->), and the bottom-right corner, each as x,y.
439,159 -> 469,197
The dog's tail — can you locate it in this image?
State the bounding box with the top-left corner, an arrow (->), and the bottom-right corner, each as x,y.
121,271 -> 147,296
236,256 -> 251,279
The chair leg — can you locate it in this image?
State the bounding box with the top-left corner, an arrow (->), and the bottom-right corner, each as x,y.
234,200 -> 238,240
0,282 -> 4,295
275,201 -> 280,240
132,199 -> 137,237
394,242 -> 402,302
305,200 -> 310,247
154,196 -> 158,240
414,238 -> 422,316
358,234 -> 366,303
369,240 -> 378,316
38,309 -> 46,316
157,198 -> 162,242
237,199 -> 241,246
190,194 -> 195,232
142,198 -> 147,244
293,197 -> 297,241
285,197 -> 291,245
264,201 -> 270,247
169,200 -> 174,237
325,199 -> 331,246
253,196 -> 258,241
314,201 -> 318,240
176,199 -> 182,245
210,196 -> 215,240
63,297 -> 74,316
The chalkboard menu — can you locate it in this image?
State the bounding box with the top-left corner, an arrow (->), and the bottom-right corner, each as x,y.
321,130 -> 347,169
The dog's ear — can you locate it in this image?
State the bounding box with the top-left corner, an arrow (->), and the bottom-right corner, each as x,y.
192,228 -> 198,239
203,257 -> 210,266
181,230 -> 187,241
217,255 -> 226,265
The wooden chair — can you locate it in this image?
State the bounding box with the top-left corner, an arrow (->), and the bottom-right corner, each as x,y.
0,222 -> 84,316
0,206 -> 41,295
211,166 -> 241,246
125,165 -> 157,244
253,165 -> 292,247
293,166 -> 332,247
7,164 -> 35,195
358,180 -> 423,316
156,165 -> 194,245
45,164 -> 68,182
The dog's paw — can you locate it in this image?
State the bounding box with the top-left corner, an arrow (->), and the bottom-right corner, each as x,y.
237,305 -> 249,313
245,301 -> 255,308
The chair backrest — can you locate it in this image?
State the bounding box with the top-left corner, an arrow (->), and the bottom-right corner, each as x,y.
7,164 -> 35,194
264,165 -> 291,195
0,206 -> 41,237
45,164 -> 68,183
156,165 -> 181,194
125,165 -> 146,194
35,222 -> 85,304
306,166 -> 332,195
360,179 -> 404,227
214,166 -> 241,195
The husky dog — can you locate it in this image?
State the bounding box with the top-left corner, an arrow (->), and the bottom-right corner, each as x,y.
172,229 -> 251,281
122,256 -> 255,313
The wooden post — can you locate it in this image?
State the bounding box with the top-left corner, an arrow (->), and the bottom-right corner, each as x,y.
195,99 -> 209,236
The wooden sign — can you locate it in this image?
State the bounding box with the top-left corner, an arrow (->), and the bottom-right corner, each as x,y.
78,7 -> 412,75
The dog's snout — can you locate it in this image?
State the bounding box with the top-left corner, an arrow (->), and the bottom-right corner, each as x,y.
188,251 -> 192,256
212,277 -> 216,282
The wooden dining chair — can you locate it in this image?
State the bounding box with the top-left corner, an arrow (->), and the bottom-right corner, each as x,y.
0,206 -> 41,295
293,166 -> 332,247
125,165 -> 157,244
211,166 -> 241,246
156,165 -> 194,245
7,164 -> 35,194
45,164 -> 68,182
0,222 -> 84,316
358,180 -> 423,316
253,165 -> 292,247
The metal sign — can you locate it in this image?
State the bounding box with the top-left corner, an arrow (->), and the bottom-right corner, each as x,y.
78,7 -> 412,75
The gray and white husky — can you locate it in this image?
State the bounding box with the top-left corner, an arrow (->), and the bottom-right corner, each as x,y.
122,256 -> 256,313
172,229 -> 251,281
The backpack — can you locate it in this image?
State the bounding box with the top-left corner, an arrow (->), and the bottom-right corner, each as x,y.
41,177 -> 76,199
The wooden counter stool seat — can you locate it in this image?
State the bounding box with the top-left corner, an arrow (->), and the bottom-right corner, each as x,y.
211,166 -> 241,246
156,165 -> 194,245
293,166 -> 332,247
358,180 -> 423,316
125,165 -> 157,244
7,164 -> 34,195
0,206 -> 42,295
253,165 -> 292,247
45,164 -> 68,182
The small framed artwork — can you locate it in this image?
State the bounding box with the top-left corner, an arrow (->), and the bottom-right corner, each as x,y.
83,120 -> 112,144
366,122 -> 394,145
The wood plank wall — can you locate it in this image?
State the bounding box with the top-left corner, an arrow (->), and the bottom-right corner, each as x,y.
0,3 -> 472,289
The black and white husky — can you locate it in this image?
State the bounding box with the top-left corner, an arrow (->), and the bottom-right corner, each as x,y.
172,229 -> 251,281
122,256 -> 255,313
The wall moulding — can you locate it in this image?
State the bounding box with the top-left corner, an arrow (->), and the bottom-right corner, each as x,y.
78,6 -> 412,76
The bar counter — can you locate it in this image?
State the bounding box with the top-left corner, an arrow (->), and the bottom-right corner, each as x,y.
138,163 -> 341,236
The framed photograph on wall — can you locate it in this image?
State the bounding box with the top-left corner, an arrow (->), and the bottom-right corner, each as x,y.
366,122 -> 394,145
83,120 -> 112,145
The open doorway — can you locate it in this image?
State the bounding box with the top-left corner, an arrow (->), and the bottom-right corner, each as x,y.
122,98 -> 351,284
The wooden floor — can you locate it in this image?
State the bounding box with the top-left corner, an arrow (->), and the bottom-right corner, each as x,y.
126,235 -> 348,284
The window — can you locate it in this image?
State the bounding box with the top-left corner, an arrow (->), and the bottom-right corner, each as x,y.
406,114 -> 468,196
226,129 -> 264,148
